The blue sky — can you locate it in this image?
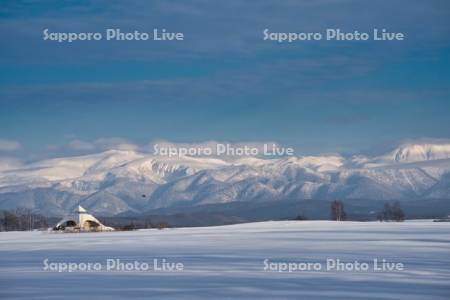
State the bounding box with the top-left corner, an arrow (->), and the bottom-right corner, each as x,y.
0,0 -> 450,160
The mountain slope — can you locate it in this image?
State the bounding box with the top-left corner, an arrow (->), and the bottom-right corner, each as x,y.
0,142 -> 449,216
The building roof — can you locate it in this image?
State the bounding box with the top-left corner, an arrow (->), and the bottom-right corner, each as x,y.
54,205 -> 114,231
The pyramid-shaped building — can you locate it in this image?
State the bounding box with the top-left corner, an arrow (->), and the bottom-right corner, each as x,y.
54,205 -> 114,232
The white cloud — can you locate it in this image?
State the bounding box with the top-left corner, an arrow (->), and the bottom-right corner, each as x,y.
0,157 -> 22,171
66,137 -> 139,152
93,137 -> 139,151
0,139 -> 21,151
68,139 -> 95,151
63,137 -> 286,160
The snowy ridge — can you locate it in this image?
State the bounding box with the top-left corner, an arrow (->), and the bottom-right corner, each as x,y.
0,142 -> 449,215
376,142 -> 450,164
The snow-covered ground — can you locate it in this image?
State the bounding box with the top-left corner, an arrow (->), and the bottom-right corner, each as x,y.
0,220 -> 449,299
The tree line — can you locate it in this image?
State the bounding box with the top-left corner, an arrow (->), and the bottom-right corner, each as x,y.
377,202 -> 405,222
329,200 -> 405,221
0,208 -> 49,231
330,200 -> 405,221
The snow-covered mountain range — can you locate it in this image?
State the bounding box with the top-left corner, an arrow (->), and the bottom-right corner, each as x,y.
1,142 -> 450,216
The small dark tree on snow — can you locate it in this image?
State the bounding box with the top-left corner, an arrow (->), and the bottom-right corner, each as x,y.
391,201 -> 405,222
1,211 -> 19,231
381,201 -> 405,222
376,213 -> 383,222
294,214 -> 308,221
330,200 -> 346,221
382,202 -> 392,221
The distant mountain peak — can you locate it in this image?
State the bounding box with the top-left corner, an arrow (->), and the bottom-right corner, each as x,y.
386,142 -> 450,163
1,141 -> 450,216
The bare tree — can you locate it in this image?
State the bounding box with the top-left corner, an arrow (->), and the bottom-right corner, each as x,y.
382,202 -> 392,221
380,201 -> 405,222
1,211 -> 19,231
0,208 -> 49,231
391,201 -> 405,222
330,200 -> 346,221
